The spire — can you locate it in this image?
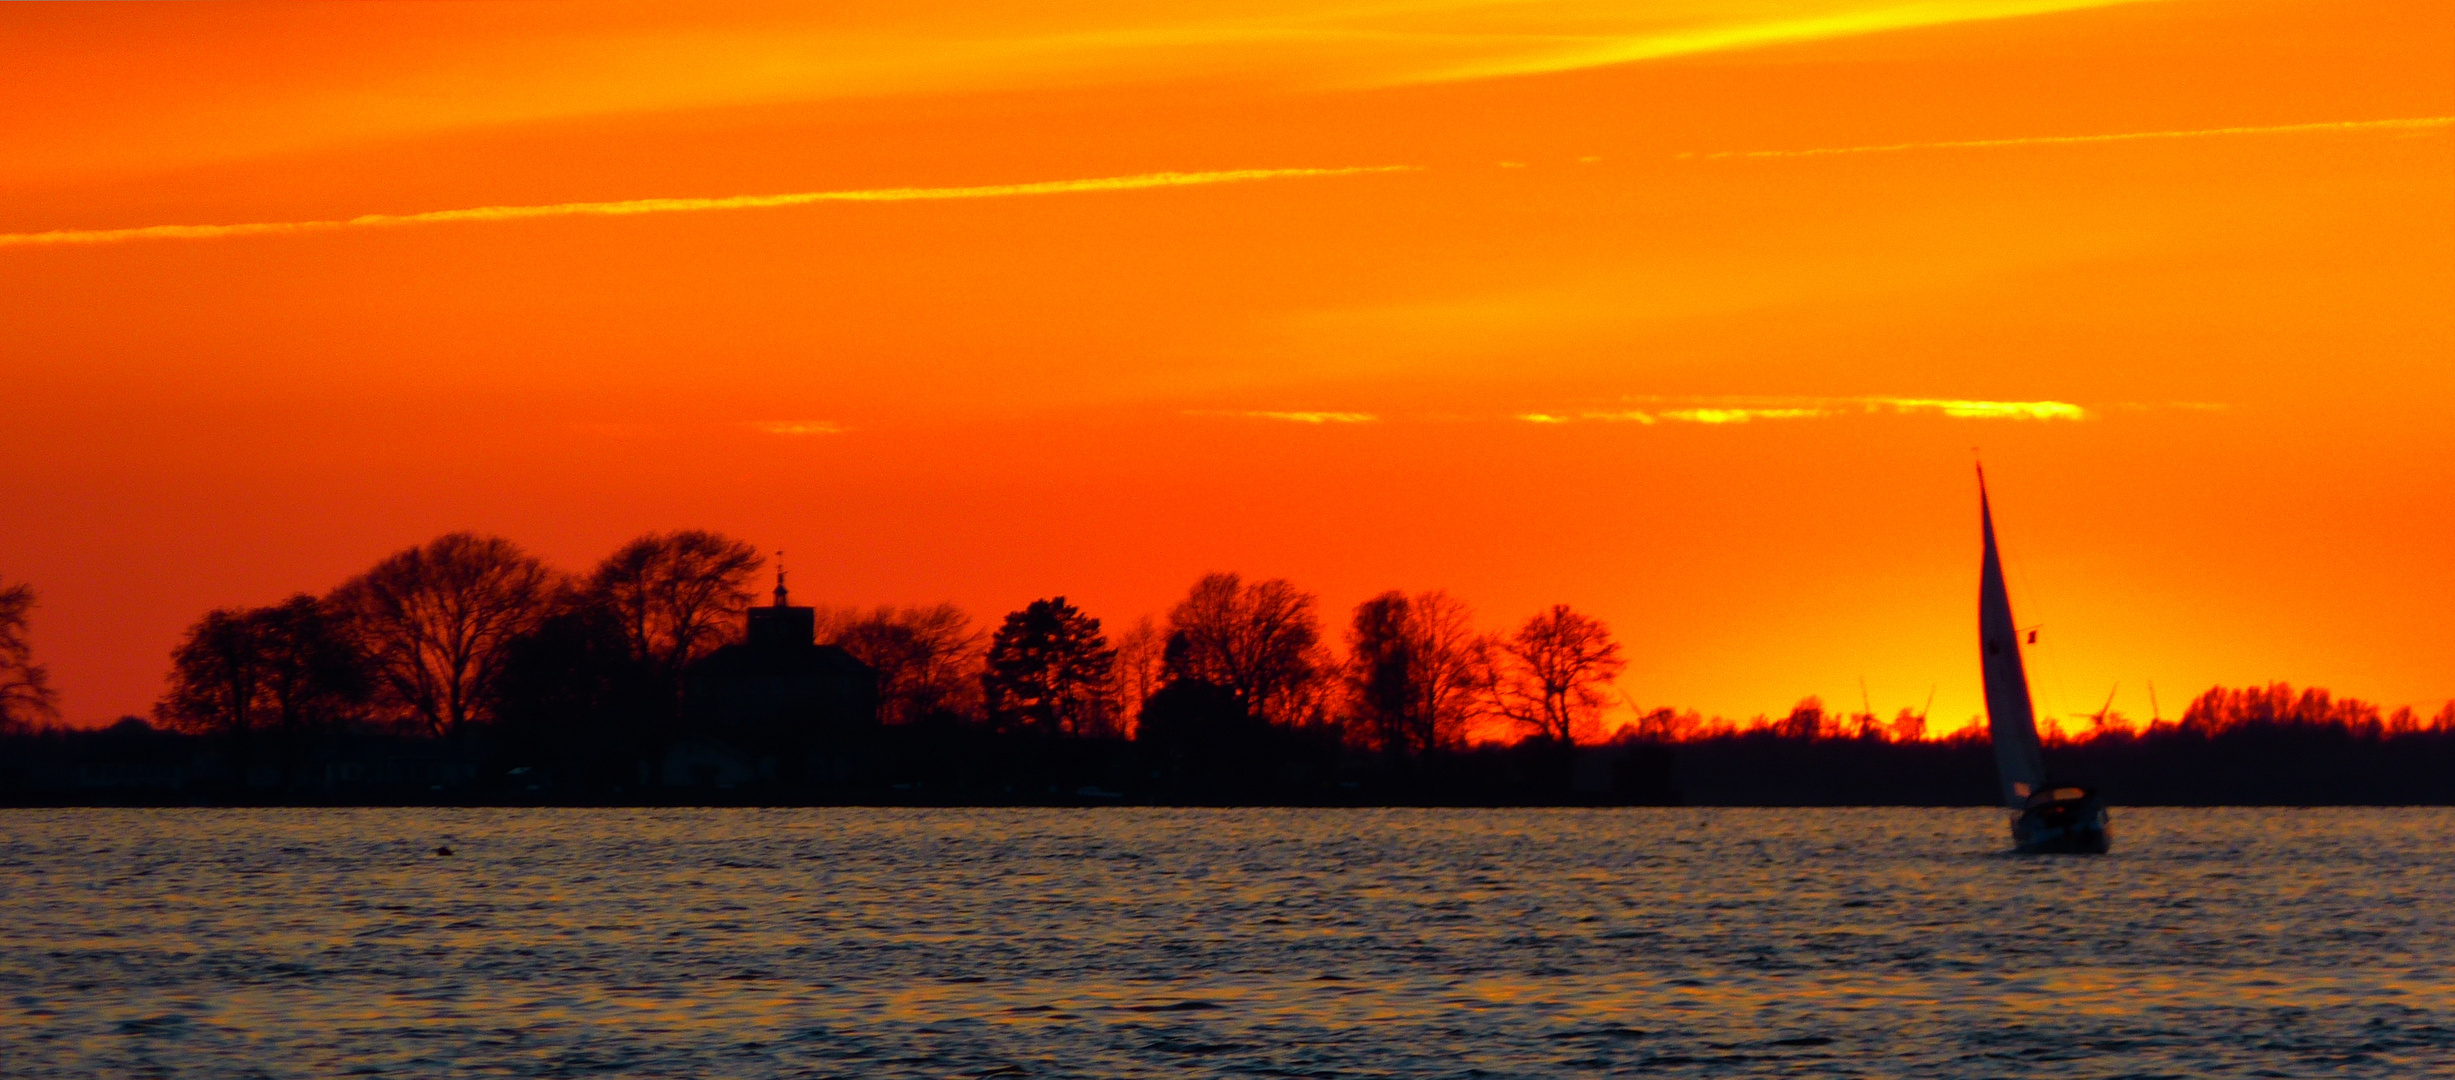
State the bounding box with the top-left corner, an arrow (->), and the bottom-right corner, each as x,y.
745,549 -> 816,649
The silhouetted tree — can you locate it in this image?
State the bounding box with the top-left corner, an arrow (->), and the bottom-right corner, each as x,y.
1623,705 -> 1703,743
493,596 -> 660,785
1887,707 -> 1928,744
248,595 -> 369,736
1347,593 -> 1413,754
1163,572 -> 1332,728
1495,604 -> 1625,744
1941,716 -> 1989,744
1135,676 -> 1278,790
588,530 -> 762,708
1344,589 -> 1491,756
1773,696 -> 1828,740
2180,682 -> 2387,736
1409,592 -> 1492,748
333,533 -> 557,738
155,595 -> 367,747
157,610 -> 261,740
0,578 -> 58,732
982,597 -> 1117,737
1108,614 -> 1165,734
824,603 -> 984,725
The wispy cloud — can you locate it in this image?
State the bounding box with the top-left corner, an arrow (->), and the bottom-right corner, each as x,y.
0,166 -> 1416,249
1877,398 -> 2082,420
1661,407 -> 1825,424
1519,397 -> 2090,425
1413,0 -> 2148,84
1682,116 -> 2453,161
1192,410 -> 1379,424
16,2 -> 2194,184
750,421 -> 846,436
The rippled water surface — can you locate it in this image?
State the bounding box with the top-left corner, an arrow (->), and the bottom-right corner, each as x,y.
3,808 -> 2450,1077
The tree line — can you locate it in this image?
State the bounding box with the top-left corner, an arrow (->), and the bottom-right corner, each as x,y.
112,531 -> 1635,759
6,542 -> 2452,769
8,548 -> 2455,804
1601,678 -> 2455,749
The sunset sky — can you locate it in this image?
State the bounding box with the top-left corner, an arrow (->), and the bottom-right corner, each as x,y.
3,0 -> 2448,731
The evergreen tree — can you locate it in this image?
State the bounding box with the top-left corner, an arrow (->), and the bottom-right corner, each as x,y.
982,597 -> 1117,737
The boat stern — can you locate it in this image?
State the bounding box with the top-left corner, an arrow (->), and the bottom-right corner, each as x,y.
2012,786 -> 2111,854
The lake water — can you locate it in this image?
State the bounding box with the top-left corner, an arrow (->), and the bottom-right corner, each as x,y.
2,808 -> 2448,1078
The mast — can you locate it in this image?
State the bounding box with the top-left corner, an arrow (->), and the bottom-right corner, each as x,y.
1978,466 -> 2048,808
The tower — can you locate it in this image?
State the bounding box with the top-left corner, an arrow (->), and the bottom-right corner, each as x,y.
746,552 -> 816,649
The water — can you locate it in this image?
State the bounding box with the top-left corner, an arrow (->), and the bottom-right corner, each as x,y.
1,808 -> 2448,1078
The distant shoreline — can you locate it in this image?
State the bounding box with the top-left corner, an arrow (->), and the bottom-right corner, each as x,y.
14,708 -> 2455,809
7,797 -> 2451,810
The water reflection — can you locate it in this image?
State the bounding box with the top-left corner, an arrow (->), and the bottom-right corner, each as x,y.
2,808 -> 2450,1077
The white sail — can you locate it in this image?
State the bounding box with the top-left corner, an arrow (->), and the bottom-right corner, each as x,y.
1978,470 -> 2048,809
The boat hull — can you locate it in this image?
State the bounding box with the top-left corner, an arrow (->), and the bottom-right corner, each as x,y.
2012,792 -> 2110,854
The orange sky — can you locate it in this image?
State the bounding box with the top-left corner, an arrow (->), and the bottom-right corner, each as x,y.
3,0 -> 2449,730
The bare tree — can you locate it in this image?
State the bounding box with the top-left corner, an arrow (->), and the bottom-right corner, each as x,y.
0,579 -> 58,731
1404,590 -> 1490,751
333,533 -> 558,738
822,603 -> 985,725
1108,613 -> 1165,732
1495,604 -> 1626,744
589,530 -> 763,689
1623,705 -> 1703,743
157,595 -> 366,742
1344,590 -> 1492,756
249,595 -> 368,736
157,609 -> 263,740
1163,572 -> 1332,728
1346,592 -> 1415,754
982,597 -> 1117,737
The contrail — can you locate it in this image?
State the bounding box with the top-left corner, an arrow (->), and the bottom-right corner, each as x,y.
0,166 -> 1418,249
1685,116 -> 2453,161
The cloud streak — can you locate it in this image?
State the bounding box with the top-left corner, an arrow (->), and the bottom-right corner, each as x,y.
1521,397 -> 2090,425
1881,398 -> 2082,420
1416,0 -> 2148,83
0,166 -> 1417,249
1663,407 -> 1827,424
1684,116 -> 2453,161
1194,410 -> 1380,424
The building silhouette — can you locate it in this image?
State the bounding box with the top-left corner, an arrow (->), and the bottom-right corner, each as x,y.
675,566 -> 877,788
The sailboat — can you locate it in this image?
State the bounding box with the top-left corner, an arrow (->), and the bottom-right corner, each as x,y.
1978,467 -> 2111,854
